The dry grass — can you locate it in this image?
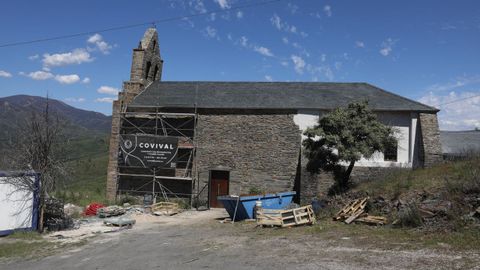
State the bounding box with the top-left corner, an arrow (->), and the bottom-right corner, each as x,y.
353,158 -> 480,200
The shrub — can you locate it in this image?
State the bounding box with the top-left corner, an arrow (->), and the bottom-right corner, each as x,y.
396,203 -> 423,228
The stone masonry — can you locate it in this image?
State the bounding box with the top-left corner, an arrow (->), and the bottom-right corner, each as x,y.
195,114 -> 301,201
419,113 -> 443,167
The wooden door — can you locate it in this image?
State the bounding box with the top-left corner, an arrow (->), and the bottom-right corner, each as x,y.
209,171 -> 229,208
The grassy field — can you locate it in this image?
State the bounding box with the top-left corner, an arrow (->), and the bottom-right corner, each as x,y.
353,157 -> 480,199
55,135 -> 110,206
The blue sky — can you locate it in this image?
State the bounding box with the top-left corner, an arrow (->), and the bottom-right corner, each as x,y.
0,0 -> 479,130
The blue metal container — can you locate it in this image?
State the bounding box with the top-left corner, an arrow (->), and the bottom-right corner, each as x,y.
217,191 -> 296,221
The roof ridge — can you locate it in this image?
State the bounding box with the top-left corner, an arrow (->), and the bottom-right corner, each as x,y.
363,83 -> 439,113
158,81 -> 367,84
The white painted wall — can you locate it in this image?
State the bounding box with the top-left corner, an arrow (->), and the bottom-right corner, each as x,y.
0,176 -> 35,234
294,110 -> 418,168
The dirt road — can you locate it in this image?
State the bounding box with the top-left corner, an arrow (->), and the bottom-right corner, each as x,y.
1,209 -> 479,270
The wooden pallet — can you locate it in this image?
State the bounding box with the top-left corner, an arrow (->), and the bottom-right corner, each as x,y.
333,197 -> 387,225
354,215 -> 388,225
334,197 -> 369,224
256,205 -> 316,227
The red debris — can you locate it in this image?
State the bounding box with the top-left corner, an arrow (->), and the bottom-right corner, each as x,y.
84,203 -> 105,216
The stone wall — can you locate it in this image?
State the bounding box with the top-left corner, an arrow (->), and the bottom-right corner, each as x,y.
299,163 -> 334,205
106,100 -> 121,201
419,113 -> 443,167
195,114 -> 301,201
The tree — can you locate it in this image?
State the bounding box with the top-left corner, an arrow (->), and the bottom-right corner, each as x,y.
2,97 -> 67,231
303,101 -> 396,194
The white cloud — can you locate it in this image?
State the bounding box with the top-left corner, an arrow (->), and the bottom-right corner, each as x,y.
270,13 -> 302,35
321,54 -> 327,62
239,36 -> 248,47
214,0 -> 231,9
379,38 -> 396,56
441,23 -> 457,31
209,12 -> 216,21
287,3 -> 299,14
97,86 -> 120,95
189,0 -> 206,13
82,77 -> 91,84
324,5 -> 332,17
65,97 -> 86,103
280,61 -> 289,67
355,41 -> 365,48
271,14 -> 282,30
291,55 -> 306,74
236,11 -> 243,19
204,26 -> 218,39
95,97 -> 115,103
288,54 -> 335,81
282,37 -> 289,44
23,70 -> 84,84
419,91 -> 480,130
26,70 -> 54,80
265,75 -> 273,82
43,48 -> 93,67
307,64 -> 334,81
87,33 -> 112,54
28,54 -> 39,60
55,74 -> 80,84
0,70 -> 12,78
253,46 -> 274,57
426,75 -> 480,92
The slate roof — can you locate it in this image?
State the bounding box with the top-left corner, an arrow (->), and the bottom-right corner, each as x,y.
440,130 -> 480,155
129,81 -> 438,112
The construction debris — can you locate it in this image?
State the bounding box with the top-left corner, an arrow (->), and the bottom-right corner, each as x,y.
97,205 -> 126,218
256,205 -> 316,227
152,202 -> 180,216
84,203 -> 105,216
334,197 -> 387,225
64,203 -> 83,217
104,216 -> 136,227
44,198 -> 75,231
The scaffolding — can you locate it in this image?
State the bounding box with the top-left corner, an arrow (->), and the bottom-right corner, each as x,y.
116,106 -> 198,205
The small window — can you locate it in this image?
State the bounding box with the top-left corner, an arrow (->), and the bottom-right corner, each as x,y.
384,142 -> 398,162
153,65 -> 159,80
144,61 -> 151,79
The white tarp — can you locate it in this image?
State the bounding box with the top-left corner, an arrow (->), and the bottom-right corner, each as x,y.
0,175 -> 38,235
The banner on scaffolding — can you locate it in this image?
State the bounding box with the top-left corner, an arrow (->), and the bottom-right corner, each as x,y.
120,134 -> 178,168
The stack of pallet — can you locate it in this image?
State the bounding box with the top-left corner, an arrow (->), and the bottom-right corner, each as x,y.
256,205 -> 316,228
333,197 -> 387,225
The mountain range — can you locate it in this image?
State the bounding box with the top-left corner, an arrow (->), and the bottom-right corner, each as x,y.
0,95 -> 112,141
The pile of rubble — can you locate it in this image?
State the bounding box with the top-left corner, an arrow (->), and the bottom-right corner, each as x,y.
327,190 -> 480,231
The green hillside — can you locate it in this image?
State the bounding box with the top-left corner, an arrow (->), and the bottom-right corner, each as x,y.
56,135 -> 110,206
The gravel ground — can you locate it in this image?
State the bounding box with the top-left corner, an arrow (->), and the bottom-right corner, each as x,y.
2,209 -> 480,270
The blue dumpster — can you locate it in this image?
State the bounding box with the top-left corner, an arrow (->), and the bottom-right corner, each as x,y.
217,191 -> 296,221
